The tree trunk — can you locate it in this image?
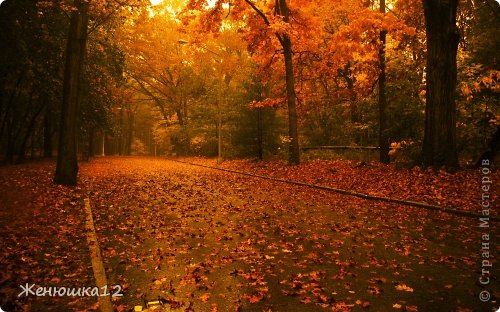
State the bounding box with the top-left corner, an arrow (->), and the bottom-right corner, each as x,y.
278,0 -> 300,165
283,37 -> 300,165
118,108 -> 123,155
17,98 -> 45,163
30,131 -> 36,159
101,132 -> 106,156
126,112 -> 133,156
217,98 -> 222,164
257,108 -> 263,161
244,0 -> 300,164
43,106 -> 53,158
422,0 -> 460,169
5,125 -> 15,163
88,127 -> 94,157
54,0 -> 88,186
379,0 -> 390,164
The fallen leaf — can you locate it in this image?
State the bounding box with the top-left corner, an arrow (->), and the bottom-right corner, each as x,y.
406,305 -> 418,311
395,284 -> 414,292
200,293 -> 210,302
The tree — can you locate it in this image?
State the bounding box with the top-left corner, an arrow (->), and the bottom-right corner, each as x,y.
54,0 -> 89,185
0,0 -> 67,163
243,0 -> 300,164
185,0 -> 302,164
378,0 -> 389,163
288,0 -> 414,154
421,0 -> 460,169
53,0 -> 144,184
274,0 -> 299,164
118,10 -> 201,155
455,0 -> 500,165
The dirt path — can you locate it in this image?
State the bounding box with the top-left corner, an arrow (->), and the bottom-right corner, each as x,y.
0,157 -> 498,311
79,157 -> 499,311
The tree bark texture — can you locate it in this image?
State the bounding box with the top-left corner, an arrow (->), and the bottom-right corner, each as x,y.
54,0 -> 88,185
422,0 -> 460,169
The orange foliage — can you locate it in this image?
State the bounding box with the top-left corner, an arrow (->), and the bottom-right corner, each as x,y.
183,0 -> 415,111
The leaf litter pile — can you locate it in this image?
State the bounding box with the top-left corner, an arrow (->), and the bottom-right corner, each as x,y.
184,158 -> 498,217
1,156 -> 499,311
0,162 -> 94,311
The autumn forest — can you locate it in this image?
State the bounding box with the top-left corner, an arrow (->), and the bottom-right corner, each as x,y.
0,0 -> 499,311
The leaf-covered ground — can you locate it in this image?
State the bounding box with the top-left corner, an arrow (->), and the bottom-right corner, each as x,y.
0,162 -> 95,311
1,156 -> 499,311
183,157 -> 499,217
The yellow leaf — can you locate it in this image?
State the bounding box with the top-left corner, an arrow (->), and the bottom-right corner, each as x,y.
395,284 -> 413,292
200,293 -> 210,302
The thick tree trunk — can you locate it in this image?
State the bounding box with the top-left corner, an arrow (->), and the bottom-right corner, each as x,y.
422,0 -> 460,169
54,0 -> 88,186
379,0 -> 390,164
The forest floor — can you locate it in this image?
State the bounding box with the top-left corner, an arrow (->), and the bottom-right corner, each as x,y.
0,156 -> 499,312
